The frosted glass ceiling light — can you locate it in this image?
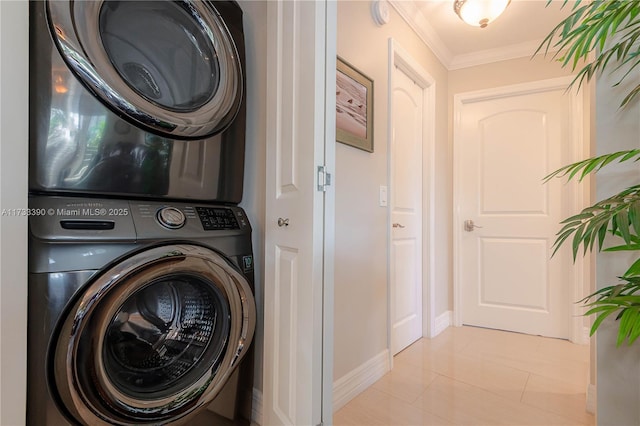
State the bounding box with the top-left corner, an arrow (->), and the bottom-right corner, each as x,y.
453,0 -> 510,28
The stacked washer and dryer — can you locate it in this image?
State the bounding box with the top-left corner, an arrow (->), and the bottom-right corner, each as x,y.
27,1 -> 256,425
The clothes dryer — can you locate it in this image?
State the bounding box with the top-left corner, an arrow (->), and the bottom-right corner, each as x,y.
30,0 -> 247,202
27,196 -> 256,425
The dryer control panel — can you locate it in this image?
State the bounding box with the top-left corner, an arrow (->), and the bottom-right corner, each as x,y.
196,207 -> 239,230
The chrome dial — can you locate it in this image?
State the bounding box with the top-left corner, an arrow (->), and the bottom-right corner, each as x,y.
157,207 -> 186,229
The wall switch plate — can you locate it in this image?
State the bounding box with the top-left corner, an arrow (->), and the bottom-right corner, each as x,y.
379,186 -> 388,207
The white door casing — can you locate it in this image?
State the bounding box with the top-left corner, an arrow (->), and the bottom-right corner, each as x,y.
453,77 -> 587,341
263,1 -> 335,425
388,39 -> 437,357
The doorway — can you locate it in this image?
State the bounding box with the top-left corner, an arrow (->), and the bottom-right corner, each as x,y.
453,77 -> 588,343
388,39 -> 437,358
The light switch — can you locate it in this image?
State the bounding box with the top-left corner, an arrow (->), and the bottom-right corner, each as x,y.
379,186 -> 388,207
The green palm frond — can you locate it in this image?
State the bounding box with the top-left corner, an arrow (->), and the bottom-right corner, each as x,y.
536,0 -> 640,107
552,184 -> 640,258
582,277 -> 640,345
539,1 -> 640,345
544,149 -> 640,183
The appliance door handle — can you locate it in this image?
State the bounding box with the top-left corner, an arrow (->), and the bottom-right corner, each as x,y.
60,220 -> 115,230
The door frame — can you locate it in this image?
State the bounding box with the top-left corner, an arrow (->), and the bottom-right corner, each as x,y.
387,38 -> 437,368
452,76 -> 589,344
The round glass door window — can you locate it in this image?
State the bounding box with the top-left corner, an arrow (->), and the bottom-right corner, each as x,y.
46,0 -> 243,139
103,274 -> 230,399
51,244 -> 255,425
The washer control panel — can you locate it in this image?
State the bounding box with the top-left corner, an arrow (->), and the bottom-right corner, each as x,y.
195,207 -> 240,230
129,201 -> 248,234
156,207 -> 186,229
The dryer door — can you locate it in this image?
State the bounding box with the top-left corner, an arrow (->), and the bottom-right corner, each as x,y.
46,0 -> 242,139
52,244 -> 255,426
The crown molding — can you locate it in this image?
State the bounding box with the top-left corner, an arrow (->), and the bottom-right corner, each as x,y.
388,0 -> 453,68
449,39 -> 547,70
389,1 -> 556,71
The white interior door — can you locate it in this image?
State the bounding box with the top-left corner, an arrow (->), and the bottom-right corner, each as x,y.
263,1 -> 334,425
454,80 -> 580,339
390,66 -> 423,355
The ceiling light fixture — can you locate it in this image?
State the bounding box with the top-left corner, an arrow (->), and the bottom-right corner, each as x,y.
453,0 -> 510,28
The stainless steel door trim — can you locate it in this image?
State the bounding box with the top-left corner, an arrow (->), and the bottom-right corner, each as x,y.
53,244 -> 256,425
46,0 -> 243,139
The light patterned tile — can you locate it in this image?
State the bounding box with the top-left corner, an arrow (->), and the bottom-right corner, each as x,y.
334,327 -> 594,426
536,336 -> 590,363
333,386 -> 453,426
458,326 -> 543,351
458,329 -> 542,363
394,329 -> 471,368
371,359 -> 439,403
425,350 -> 530,401
459,331 -> 590,390
487,351 -> 590,390
412,375 -> 581,426
522,373 -> 595,425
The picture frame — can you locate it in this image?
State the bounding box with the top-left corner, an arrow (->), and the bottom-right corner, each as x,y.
336,57 -> 374,153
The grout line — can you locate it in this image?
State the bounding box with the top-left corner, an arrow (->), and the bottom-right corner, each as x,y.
520,373 -> 530,403
407,372 -> 441,405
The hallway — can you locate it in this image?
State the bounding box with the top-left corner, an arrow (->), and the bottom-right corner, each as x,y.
334,326 -> 593,425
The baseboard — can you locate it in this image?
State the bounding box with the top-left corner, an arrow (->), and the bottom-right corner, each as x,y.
254,352 -> 390,422
332,350 -> 390,412
433,310 -> 452,337
586,383 -> 596,415
251,387 -> 263,426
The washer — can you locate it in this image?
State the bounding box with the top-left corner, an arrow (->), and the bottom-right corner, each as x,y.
27,196 -> 256,425
29,0 -> 247,202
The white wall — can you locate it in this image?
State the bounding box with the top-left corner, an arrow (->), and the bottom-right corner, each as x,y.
0,1 -> 29,424
334,1 -> 449,380
595,65 -> 640,425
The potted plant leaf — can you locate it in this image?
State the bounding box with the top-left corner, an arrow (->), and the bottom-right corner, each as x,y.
539,0 -> 640,346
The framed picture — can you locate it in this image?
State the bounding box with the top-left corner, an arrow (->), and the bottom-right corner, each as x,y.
336,57 -> 373,152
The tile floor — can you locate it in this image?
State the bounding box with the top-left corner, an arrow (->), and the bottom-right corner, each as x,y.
334,326 -> 594,426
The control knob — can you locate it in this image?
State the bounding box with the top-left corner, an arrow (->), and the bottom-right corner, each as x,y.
157,207 -> 186,229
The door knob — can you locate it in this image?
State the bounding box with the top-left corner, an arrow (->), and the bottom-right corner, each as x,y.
277,217 -> 289,227
464,220 -> 482,232
392,223 -> 405,228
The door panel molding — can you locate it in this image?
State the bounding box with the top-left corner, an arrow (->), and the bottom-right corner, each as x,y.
263,1 -> 335,425
453,76 -> 589,344
387,38 -> 437,364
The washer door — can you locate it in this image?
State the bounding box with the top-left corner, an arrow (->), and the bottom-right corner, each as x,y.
46,0 -> 242,139
52,244 -> 255,426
